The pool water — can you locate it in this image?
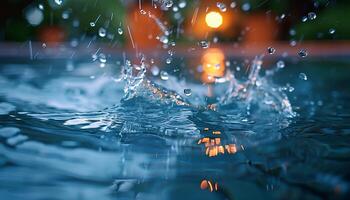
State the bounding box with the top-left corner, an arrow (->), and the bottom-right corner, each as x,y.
0,58 -> 350,200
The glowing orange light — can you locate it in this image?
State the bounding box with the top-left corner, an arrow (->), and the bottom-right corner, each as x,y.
200,180 -> 209,190
205,11 -> 223,28
201,48 -> 225,83
200,180 -> 219,192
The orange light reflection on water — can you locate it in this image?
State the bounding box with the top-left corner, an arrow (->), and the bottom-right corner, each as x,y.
198,128 -> 241,192
201,48 -> 226,83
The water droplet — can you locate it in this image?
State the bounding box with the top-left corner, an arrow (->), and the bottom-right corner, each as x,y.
199,40 -> 209,49
90,22 -> 96,27
140,9 -> 147,15
216,2 -> 227,12
298,49 -> 308,58
62,10 -> 70,19
151,66 -> 160,76
308,12 -> 316,20
289,29 -> 296,36
288,86 -> 295,92
92,54 -> 98,61
280,14 -> 286,20
54,0 -> 63,5
242,3 -> 251,11
172,6 -> 179,12
98,27 -> 106,37
99,53 -> 107,63
329,28 -> 336,34
38,4 -> 44,10
302,16 -> 308,22
184,89 -> 192,96
290,40 -> 297,46
117,27 -> 123,35
230,2 -> 237,8
166,58 -> 172,64
73,19 -> 80,27
25,7 -> 44,26
178,1 -> 186,8
299,73 -> 308,80
70,39 -> 78,47
164,0 -> 173,8
42,43 -> 47,48
267,47 -> 276,54
160,71 -> 169,80
159,36 -> 169,44
166,52 -> 172,58
276,60 -> 285,69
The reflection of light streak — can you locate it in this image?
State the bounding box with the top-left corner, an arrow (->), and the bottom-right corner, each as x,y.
200,180 -> 218,192
198,128 -> 239,192
205,11 -> 223,28
197,129 -> 238,157
201,48 -> 225,83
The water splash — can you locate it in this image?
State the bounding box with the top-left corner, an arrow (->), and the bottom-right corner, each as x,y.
220,56 -> 296,118
118,55 -> 295,119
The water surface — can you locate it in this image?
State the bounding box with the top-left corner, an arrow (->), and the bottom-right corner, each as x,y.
0,58 -> 350,200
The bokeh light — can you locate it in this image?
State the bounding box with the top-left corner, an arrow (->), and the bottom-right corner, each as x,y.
205,11 -> 223,28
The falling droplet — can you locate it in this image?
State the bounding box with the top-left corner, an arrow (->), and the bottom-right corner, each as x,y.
290,40 -> 297,46
184,89 -> 192,96
230,2 -> 237,8
329,28 -> 336,34
280,14 -> 286,20
98,27 -> 106,37
267,47 -> 276,55
163,0 -> 173,8
54,0 -> 63,6
289,29 -> 296,36
298,49 -> 308,58
92,54 -> 98,62
276,60 -> 285,69
117,27 -> 123,35
73,19 -> 80,27
242,3 -> 250,11
62,10 -> 70,19
160,71 -> 169,80
140,9 -> 147,15
288,86 -> 295,92
151,66 -> 160,76
216,2 -> 227,12
159,36 -> 169,44
299,73 -> 308,81
38,4 -> 44,10
302,16 -> 308,22
178,1 -> 186,8
199,40 -> 209,49
166,58 -> 172,64
308,12 -> 316,20
98,53 -> 107,63
90,22 -> 96,27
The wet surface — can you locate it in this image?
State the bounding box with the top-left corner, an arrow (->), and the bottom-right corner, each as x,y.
0,58 -> 350,200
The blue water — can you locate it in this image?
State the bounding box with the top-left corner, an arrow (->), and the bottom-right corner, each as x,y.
0,58 -> 350,200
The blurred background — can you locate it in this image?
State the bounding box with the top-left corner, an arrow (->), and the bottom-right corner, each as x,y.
2,0 -> 350,84
1,0 -> 349,46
